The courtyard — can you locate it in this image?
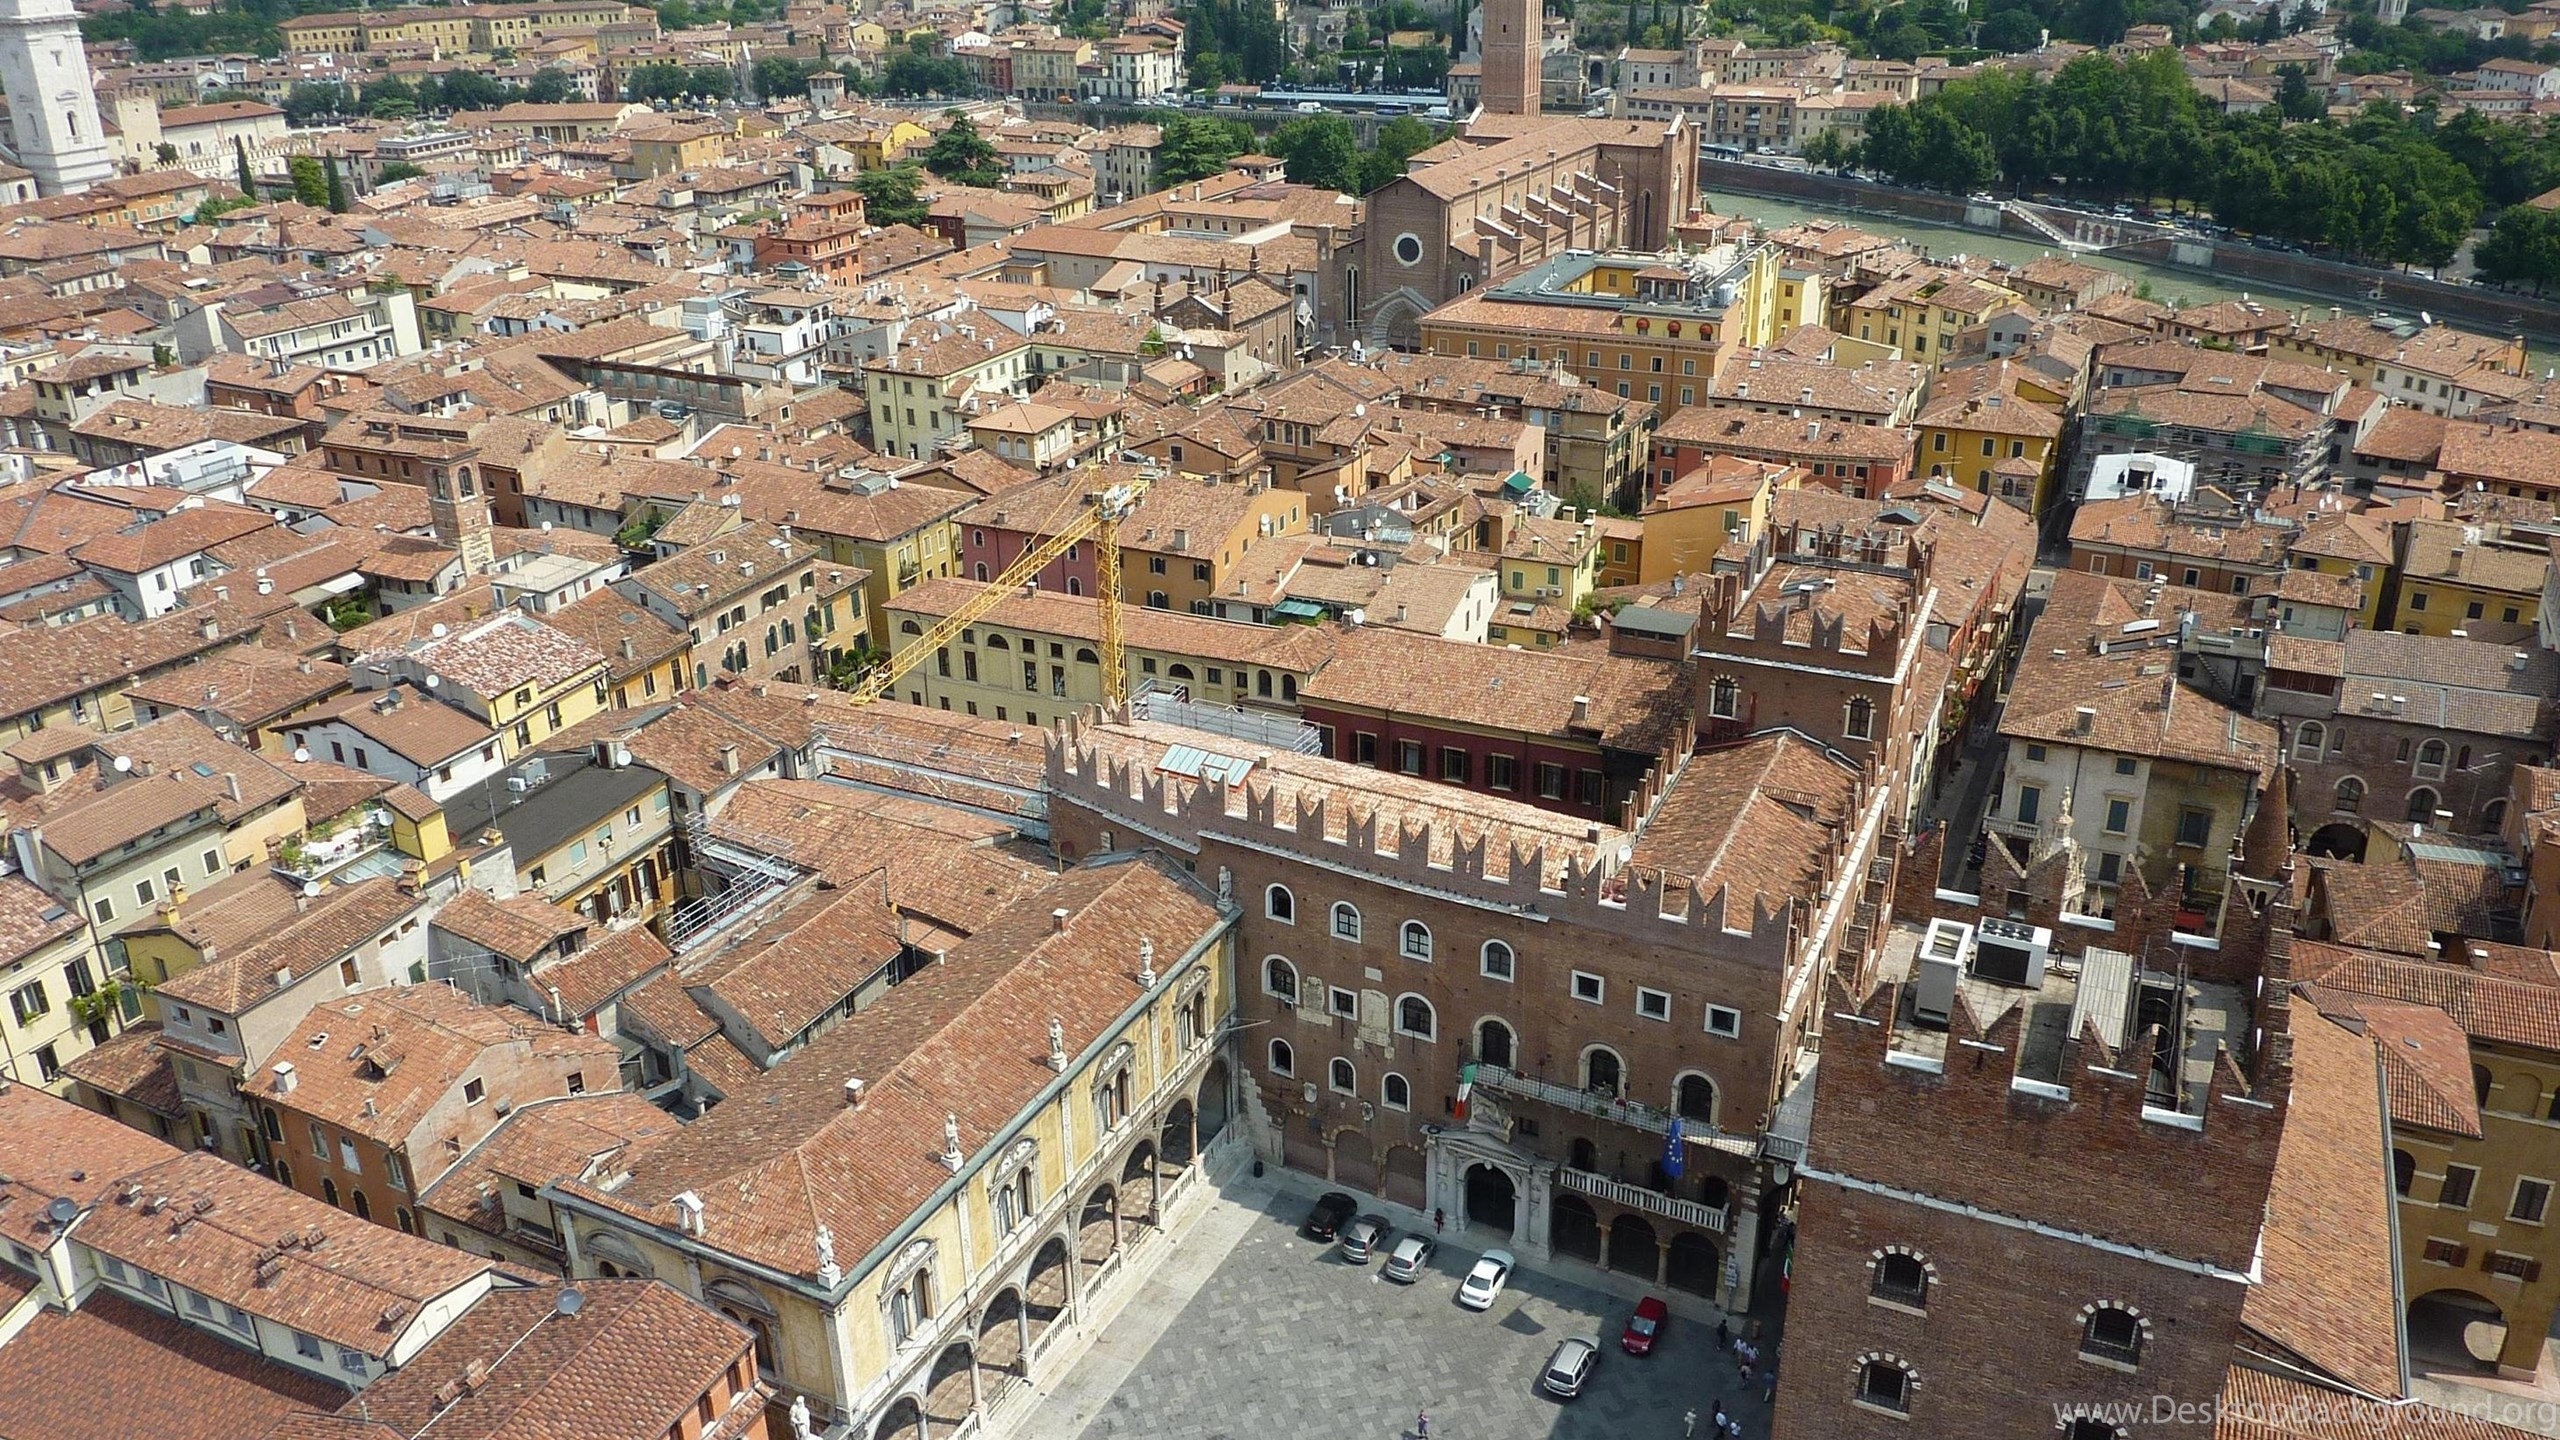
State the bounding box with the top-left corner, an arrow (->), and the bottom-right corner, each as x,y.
1016,1180 -> 1770,1440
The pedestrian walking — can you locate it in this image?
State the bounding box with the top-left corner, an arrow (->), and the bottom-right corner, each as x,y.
1715,1317 -> 1731,1350
1416,1410 -> 1430,1439
1712,1401 -> 1729,1431
1683,1408 -> 1698,1438
1725,1418 -> 1743,1438
1433,1208 -> 1445,1235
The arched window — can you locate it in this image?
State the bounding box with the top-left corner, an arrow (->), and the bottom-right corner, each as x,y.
2416,739 -> 2449,779
2335,776 -> 2364,815
1480,940 -> 1515,980
395,1207 -> 416,1235
1169,663 -> 1194,681
2484,797 -> 2510,832
1395,994 -> 1436,1040
1871,1251 -> 1928,1307
1856,1358 -> 1913,1413
1398,921 -> 1432,961
986,634 -> 1009,649
1709,676 -> 1740,719
1475,1018 -> 1515,1069
321,1176 -> 340,1207
2393,1150 -> 2415,1198
351,1190 -> 372,1221
900,618 -> 922,635
1067,577 -> 1082,596
2079,1307 -> 2145,1367
1263,957 -> 1298,1003
1330,902 -> 1362,942
1268,1038 -> 1294,1075
2407,786 -> 2441,824
1381,1073 -> 1410,1110
1844,696 -> 1875,742
1675,1072 -> 1717,1124
2475,1064 -> 2494,1108
1266,884 -> 1295,923
1583,1047 -> 1624,1098
2457,744 -> 2473,771
2292,721 -> 2325,760
1329,1056 -> 1356,1093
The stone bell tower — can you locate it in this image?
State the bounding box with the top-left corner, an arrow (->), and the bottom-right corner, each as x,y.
0,0 -> 114,194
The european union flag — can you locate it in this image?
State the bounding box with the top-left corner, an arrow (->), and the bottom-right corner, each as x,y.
1662,1117 -> 1686,1179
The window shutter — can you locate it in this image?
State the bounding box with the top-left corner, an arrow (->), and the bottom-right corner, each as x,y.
2530,1260 -> 2545,1284
2453,1244 -> 2471,1268
2483,1249 -> 2498,1272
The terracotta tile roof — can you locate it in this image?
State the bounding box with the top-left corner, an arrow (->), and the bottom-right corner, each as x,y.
346,1279 -> 757,1440
430,889 -> 588,966
78,1149 -> 492,1359
2309,987 -> 2481,1138
0,592 -> 296,723
0,1288 -> 348,1440
2294,938 -> 2560,1053
1300,624 -> 1687,756
0,873 -> 82,964
541,588 -> 687,682
262,985 -> 618,1148
26,766 -> 228,867
418,1093 -> 676,1242
96,712 -> 301,824
2331,630 -> 2557,738
0,1082 -> 188,1252
155,878 -> 431,1015
2215,1367 -> 2541,1439
2438,418 -> 2560,490
2398,518 -> 2548,595
2000,645 -> 2277,776
535,924 -> 671,1019
1627,733 -> 1860,917
558,856 -> 1224,1278
72,501 -> 277,576
892,576 -> 1337,675
125,646 -> 351,730
2068,495 -> 2293,567
59,1022 -> 184,1118
293,685 -> 497,768
686,884 -> 903,1052
615,972 -> 717,1051
2241,1002 -> 2405,1398
398,612 -> 607,701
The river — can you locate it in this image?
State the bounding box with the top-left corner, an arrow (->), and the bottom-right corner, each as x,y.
1700,183 -> 2560,373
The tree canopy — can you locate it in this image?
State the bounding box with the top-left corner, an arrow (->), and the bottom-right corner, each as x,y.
925,113 -> 1003,187
1158,114 -> 1255,186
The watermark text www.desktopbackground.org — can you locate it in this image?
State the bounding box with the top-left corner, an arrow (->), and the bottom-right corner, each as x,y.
2060,1394 -> 2560,1429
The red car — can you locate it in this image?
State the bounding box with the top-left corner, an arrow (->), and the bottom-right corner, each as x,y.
1621,1295 -> 1669,1356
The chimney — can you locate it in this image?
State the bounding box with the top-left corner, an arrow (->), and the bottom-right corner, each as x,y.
199,616 -> 220,641
271,1061 -> 297,1094
718,744 -> 740,776
620,637 -> 636,661
842,1077 -> 865,1109
223,772 -> 241,804
2513,652 -> 2532,672
1571,694 -> 1591,724
1051,907 -> 1070,933
2073,706 -> 2097,735
273,964 -> 293,988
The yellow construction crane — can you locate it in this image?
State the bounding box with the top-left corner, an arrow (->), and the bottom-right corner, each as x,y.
848,474 -> 1150,707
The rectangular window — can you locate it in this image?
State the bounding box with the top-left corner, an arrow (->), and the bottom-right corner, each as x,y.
1570,971 -> 1604,1004
464,1078 -> 486,1106
1485,755 -> 1517,791
2176,808 -> 2211,849
1328,986 -> 1357,1019
2114,757 -> 2137,776
2512,1177 -> 2551,1224
1439,747 -> 1469,784
2488,1251 -> 2544,1282
2014,784 -> 2042,826
2423,1237 -> 2470,1267
1636,987 -> 1672,1021
2441,1165 -> 2477,1210
2103,798 -> 2131,835
2097,851 -> 2123,883
338,1138 -> 361,1174
1706,1005 -> 1743,1038
8,980 -> 46,1027
311,1121 -> 329,1161
1397,740 -> 1425,775
1536,763 -> 1567,800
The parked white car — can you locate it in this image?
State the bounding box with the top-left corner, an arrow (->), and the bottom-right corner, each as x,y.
1457,1248 -> 1514,1310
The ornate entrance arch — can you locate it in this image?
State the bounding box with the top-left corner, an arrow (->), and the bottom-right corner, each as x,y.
1465,1163 -> 1517,1233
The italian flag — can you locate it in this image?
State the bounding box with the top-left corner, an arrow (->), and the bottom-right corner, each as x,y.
1455,1063 -> 1477,1122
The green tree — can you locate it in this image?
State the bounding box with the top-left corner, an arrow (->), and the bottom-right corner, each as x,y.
925,112 -> 1002,186
1158,113 -> 1253,185
1802,129 -> 1850,170
323,155 -> 348,213
686,65 -> 736,100
235,136 -> 256,197
754,55 -> 816,98
2275,65 -> 2321,122
881,36 -> 970,96
1270,113 -> 1358,191
377,162 -> 427,184
2476,202 -> 2560,291
853,164 -> 928,226
525,70 -> 576,104
153,141 -> 178,167
288,155 -> 328,208
283,83 -> 350,122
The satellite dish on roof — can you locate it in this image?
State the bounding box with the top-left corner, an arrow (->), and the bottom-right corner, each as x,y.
44,1197 -> 76,1227
293,747 -> 311,763
424,676 -> 441,690
430,623 -> 449,639
554,1288 -> 585,1317
301,881 -> 322,898
112,755 -> 132,773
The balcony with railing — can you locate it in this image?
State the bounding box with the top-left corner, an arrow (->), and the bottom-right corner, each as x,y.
1557,1167 -> 1727,1233
1472,1065 -> 1760,1157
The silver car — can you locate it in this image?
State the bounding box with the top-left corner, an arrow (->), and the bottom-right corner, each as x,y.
1540,1337 -> 1600,1398
1382,1234 -> 1435,1283
1339,1213 -> 1391,1263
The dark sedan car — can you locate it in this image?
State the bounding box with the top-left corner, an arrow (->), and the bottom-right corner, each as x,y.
1301,1191 -> 1358,1242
